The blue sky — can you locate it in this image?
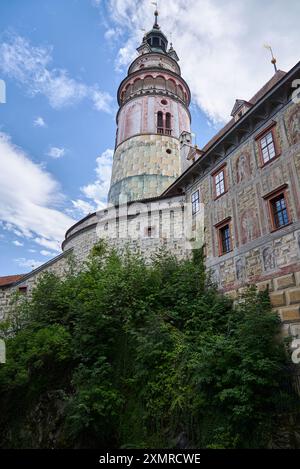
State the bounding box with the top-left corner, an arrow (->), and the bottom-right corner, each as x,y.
0,0 -> 299,275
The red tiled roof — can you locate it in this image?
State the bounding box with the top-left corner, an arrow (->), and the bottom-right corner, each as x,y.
0,275 -> 24,287
202,70 -> 286,153
248,70 -> 286,105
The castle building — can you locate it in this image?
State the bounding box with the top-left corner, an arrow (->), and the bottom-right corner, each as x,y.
1,13 -> 300,341
109,10 -> 191,205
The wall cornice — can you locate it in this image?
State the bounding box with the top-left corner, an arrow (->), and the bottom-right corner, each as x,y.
117,67 -> 191,107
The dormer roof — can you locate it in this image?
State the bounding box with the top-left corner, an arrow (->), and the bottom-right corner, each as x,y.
230,99 -> 252,117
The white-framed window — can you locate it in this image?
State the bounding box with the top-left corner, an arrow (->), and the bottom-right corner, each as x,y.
215,170 -> 225,197
260,131 -> 276,164
191,190 -> 200,215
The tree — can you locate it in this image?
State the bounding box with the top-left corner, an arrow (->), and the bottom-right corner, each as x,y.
0,242 -> 298,448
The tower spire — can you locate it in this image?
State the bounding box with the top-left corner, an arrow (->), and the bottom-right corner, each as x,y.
264,44 -> 278,73
151,2 -> 159,29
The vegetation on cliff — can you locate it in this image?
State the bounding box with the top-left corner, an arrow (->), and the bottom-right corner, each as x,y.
0,243 -> 298,448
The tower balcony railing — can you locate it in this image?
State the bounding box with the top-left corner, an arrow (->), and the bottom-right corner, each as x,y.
157,127 -> 172,136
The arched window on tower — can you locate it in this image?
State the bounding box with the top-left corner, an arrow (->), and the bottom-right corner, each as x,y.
133,78 -> 142,93
144,76 -> 154,90
177,85 -> 184,101
167,79 -> 176,94
165,113 -> 172,135
157,111 -> 163,134
125,84 -> 132,100
152,37 -> 160,48
157,112 -> 172,136
155,76 -> 166,91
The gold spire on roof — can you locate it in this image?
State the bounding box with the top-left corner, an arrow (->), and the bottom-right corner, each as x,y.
264,44 -> 278,73
151,1 -> 159,28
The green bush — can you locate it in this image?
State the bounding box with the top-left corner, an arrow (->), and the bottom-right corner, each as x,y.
0,242 -> 296,448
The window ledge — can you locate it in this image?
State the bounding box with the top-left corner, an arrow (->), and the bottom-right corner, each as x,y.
214,190 -> 228,201
260,152 -> 281,169
218,249 -> 233,257
270,221 -> 293,233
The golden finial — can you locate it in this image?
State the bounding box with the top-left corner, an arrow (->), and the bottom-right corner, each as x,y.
151,1 -> 159,27
264,44 -> 278,73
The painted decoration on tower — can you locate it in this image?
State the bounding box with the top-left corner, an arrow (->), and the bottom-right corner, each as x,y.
235,257 -> 246,282
262,246 -> 276,271
210,266 -> 220,287
240,208 -> 260,244
285,103 -> 300,145
261,164 -> 285,195
297,231 -> 300,254
215,197 -> 230,225
117,94 -> 190,144
235,150 -> 252,183
124,101 -> 142,138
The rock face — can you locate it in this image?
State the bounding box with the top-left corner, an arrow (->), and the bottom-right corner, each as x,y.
269,415 -> 300,449
2,392 -> 300,449
2,390 -> 68,449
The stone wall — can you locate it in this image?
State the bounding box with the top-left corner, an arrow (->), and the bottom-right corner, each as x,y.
62,195 -> 204,265
0,250 -> 73,320
109,133 -> 181,204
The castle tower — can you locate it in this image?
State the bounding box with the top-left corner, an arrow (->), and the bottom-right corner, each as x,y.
108,11 -> 191,205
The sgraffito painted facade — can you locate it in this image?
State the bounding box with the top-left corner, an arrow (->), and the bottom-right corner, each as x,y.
163,64 -> 300,339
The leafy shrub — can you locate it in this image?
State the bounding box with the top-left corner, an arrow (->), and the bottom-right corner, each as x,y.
0,242 -> 297,448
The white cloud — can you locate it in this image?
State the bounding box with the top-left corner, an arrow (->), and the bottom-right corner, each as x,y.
1,221 -> 30,237
0,33 -> 113,113
35,237 -> 61,252
13,228 -> 25,237
105,0 -> 300,122
28,249 -> 36,253
115,39 -> 137,72
70,199 -> 96,217
91,88 -> 114,113
40,250 -> 54,256
80,148 -> 113,210
47,146 -> 66,159
70,148 -> 113,215
104,28 -> 120,41
0,132 -> 74,253
14,258 -> 43,270
13,240 -> 24,247
33,116 -> 46,127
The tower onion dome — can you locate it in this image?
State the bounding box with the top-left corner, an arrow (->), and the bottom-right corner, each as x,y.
145,10 -> 168,53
